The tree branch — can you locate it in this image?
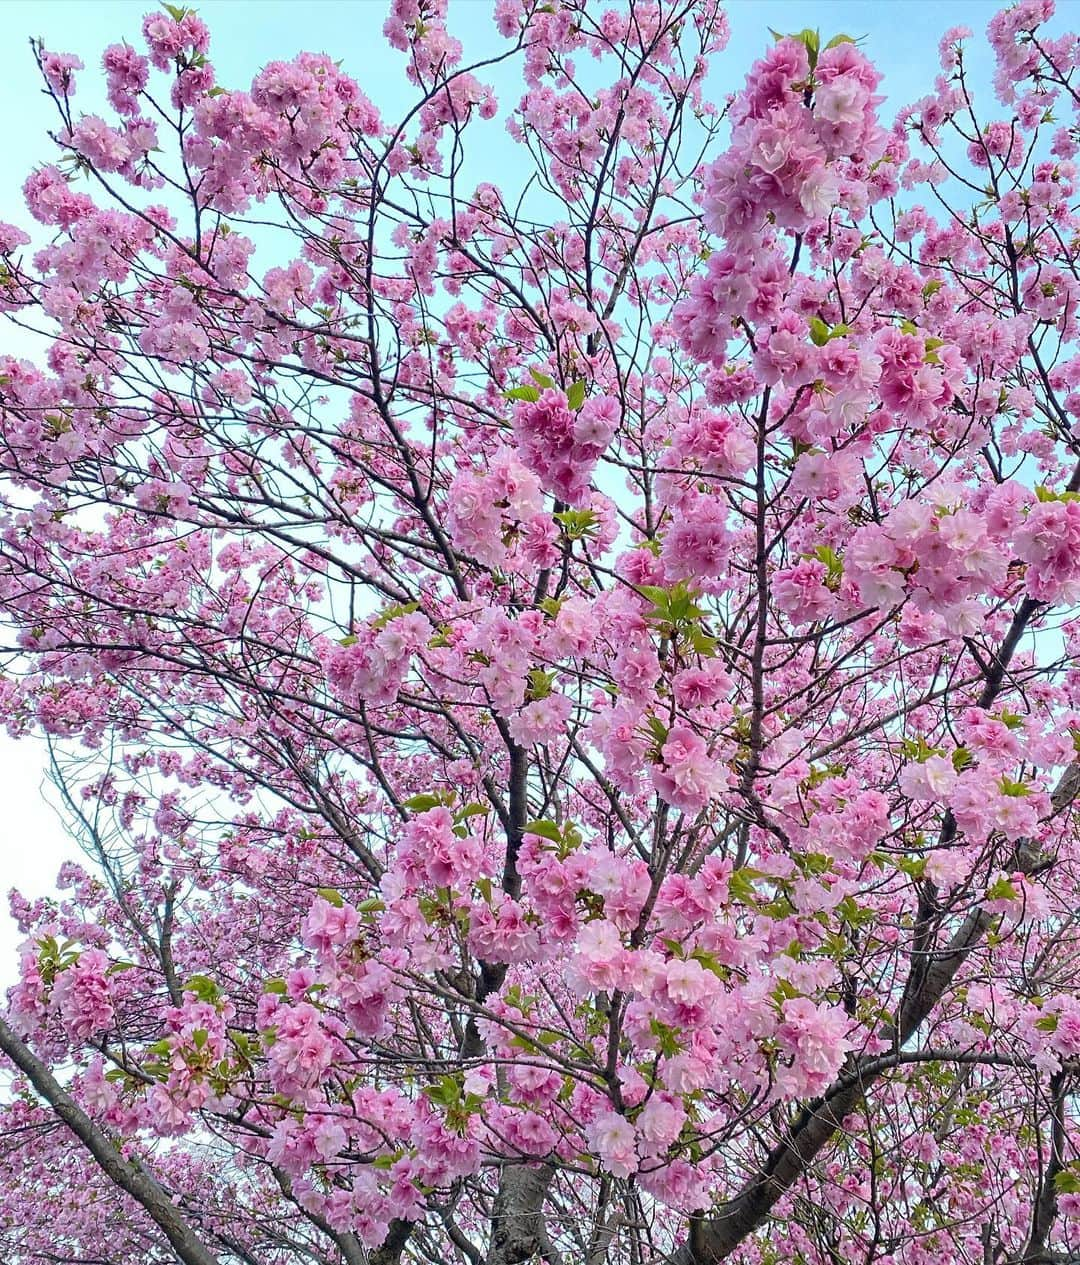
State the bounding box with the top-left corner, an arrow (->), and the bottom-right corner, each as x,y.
0,1016 -> 222,1265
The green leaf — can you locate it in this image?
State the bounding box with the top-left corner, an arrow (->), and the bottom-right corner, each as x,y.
263,978 -> 288,995
649,1018 -> 683,1057
837,895 -> 873,927
691,949 -> 728,979
554,508 -> 599,540
896,855 -> 928,879
804,763 -> 845,791
184,974 -> 219,1003
373,600 -> 419,629
504,385 -> 540,403
792,27 -> 821,69
728,868 -> 761,905
688,626 -> 718,656
422,1074 -> 462,1107
526,667 -> 556,701
163,2 -> 189,19
525,819 -> 562,843
808,316 -> 831,347
639,580 -> 707,630
1055,1169 -> 1080,1194
900,735 -> 945,763
358,898 -> 385,913
403,792 -> 448,813
636,583 -> 669,604
811,544 -> 844,587
951,746 -> 973,772
825,33 -> 856,49
528,368 -> 555,390
986,877 -> 1020,902
316,887 -> 345,908
566,379 -> 587,411
1036,1013 -> 1059,1033
772,977 -> 802,1005
998,777 -> 1030,798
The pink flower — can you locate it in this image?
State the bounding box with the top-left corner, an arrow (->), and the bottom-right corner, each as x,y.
267,1003 -> 334,1097
52,948 -> 114,1041
399,806 -> 483,890
775,997 -> 851,1097
1015,499 -> 1080,601
651,725 -> 721,815
636,1094 -> 685,1150
568,919 -> 629,994
673,661 -> 733,710
302,896 -> 360,959
814,76 -> 866,127
508,691 -> 573,747
638,1156 -> 711,1211
512,388 -> 617,505
586,1111 -> 638,1179
664,957 -> 714,1006
41,51 -> 84,95
660,492 -> 730,580
774,560 -> 835,625
899,755 -> 957,802
504,1109 -> 557,1156
798,164 -> 841,218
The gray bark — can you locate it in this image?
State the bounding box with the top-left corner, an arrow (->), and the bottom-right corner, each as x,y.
487,1164 -> 562,1265
0,1015 -> 222,1265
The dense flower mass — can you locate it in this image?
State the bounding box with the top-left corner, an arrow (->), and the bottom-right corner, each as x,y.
0,2 -> 1079,1264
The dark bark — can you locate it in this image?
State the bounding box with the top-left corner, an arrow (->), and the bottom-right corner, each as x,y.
669,761 -> 1080,1264
487,1165 -> 562,1265
369,1219 -> 413,1265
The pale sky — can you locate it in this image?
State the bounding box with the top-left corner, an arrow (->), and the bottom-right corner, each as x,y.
0,0 -> 1020,982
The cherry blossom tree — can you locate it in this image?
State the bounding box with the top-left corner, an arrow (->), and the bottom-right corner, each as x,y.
1,1 -> 1080,1262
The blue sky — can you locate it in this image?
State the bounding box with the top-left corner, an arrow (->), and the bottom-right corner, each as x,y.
0,0 -> 1029,975
0,0 -> 1008,191
0,1 -> 1014,256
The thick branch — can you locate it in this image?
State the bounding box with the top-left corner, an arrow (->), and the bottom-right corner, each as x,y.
1024,1072 -> 1068,1264
671,761 -> 1080,1264
487,1164 -> 563,1265
0,1016 -> 222,1265
369,1219 -> 413,1265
